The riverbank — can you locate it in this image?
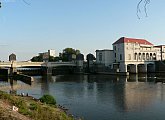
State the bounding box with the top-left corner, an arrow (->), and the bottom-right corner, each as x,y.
0,91 -> 74,120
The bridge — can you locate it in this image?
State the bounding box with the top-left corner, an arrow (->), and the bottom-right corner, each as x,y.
0,61 -> 77,75
0,61 -> 76,68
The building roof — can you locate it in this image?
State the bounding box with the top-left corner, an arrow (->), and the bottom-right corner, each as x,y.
113,37 -> 153,45
95,49 -> 113,52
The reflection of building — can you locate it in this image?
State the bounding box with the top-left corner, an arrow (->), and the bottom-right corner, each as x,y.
96,37 -> 165,73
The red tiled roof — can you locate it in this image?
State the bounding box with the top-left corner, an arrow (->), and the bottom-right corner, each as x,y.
113,37 -> 153,45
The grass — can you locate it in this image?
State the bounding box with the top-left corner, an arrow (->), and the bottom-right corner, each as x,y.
0,91 -> 74,120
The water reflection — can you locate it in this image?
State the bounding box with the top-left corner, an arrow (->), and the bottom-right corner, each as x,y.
1,74 -> 165,120
41,75 -> 50,95
127,74 -> 156,82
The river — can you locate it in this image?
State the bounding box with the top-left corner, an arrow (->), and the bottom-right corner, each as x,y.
1,74 -> 165,120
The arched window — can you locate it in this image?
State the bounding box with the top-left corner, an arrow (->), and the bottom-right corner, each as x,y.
150,53 -> 152,60
146,53 -> 149,60
153,53 -> 156,60
134,53 -> 137,60
139,53 -> 141,60
142,53 -> 145,60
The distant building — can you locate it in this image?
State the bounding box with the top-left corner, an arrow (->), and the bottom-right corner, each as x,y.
38,49 -> 56,62
96,49 -> 114,68
9,53 -> 16,62
48,49 -> 55,57
42,52 -> 49,62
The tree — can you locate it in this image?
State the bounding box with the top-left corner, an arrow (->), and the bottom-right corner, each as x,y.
49,56 -> 60,62
63,48 -> 80,55
60,48 -> 81,62
31,55 -> 43,62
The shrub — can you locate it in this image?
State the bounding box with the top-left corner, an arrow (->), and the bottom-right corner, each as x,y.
29,103 -> 38,110
39,94 -> 56,105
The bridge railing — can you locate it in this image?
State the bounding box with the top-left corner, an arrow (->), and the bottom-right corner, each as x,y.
0,61 -> 77,68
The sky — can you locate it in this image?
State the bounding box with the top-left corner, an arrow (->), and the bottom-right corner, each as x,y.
0,0 -> 165,61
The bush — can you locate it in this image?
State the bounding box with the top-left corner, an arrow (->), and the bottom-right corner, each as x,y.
29,103 -> 38,110
39,94 -> 56,105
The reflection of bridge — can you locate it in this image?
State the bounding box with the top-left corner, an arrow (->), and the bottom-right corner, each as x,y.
0,61 -> 76,68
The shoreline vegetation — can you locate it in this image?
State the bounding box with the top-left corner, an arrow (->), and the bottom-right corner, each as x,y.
0,91 -> 76,120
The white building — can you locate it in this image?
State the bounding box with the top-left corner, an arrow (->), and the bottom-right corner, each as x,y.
96,37 -> 165,73
48,49 -> 56,57
113,37 -> 165,73
96,49 -> 114,68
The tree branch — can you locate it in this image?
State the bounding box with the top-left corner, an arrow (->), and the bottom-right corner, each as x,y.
137,0 -> 151,19
22,0 -> 31,5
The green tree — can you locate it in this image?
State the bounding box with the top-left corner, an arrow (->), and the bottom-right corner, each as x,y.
60,48 -> 81,62
63,48 -> 80,55
49,56 -> 55,62
31,55 -> 43,62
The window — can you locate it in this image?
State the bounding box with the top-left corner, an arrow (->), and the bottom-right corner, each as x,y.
99,53 -> 102,61
128,54 -> 131,60
134,53 -> 137,60
146,53 -> 149,60
114,46 -> 116,51
139,53 -> 141,60
143,53 -> 145,60
115,53 -> 116,58
153,53 -> 156,60
120,54 -> 122,60
150,53 -> 152,60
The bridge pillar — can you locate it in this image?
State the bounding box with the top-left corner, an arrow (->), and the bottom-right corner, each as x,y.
47,67 -> 53,75
9,61 -> 17,76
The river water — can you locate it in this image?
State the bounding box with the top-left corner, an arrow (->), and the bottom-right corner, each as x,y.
1,74 -> 165,120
